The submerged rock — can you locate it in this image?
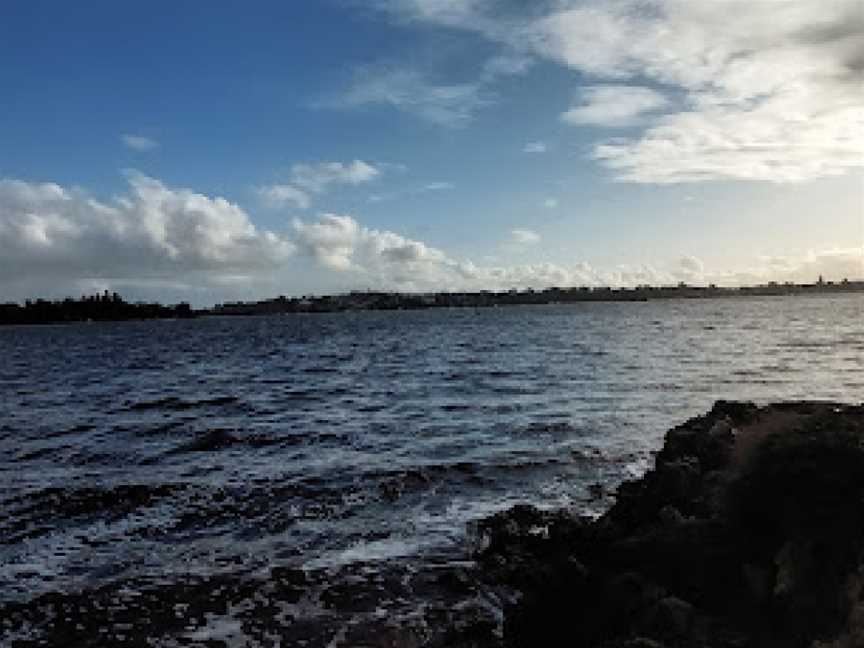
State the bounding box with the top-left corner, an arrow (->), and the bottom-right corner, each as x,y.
473,401 -> 864,648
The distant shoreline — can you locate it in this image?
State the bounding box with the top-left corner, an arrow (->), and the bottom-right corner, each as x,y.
1,279 -> 862,326
210,278 -> 864,317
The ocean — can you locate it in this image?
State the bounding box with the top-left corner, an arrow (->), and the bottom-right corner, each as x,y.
1,293 -> 861,646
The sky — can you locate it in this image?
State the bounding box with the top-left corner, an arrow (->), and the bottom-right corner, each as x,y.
1,0 -> 862,305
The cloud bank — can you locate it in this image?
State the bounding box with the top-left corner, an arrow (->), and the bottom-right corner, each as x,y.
1,174 -> 859,303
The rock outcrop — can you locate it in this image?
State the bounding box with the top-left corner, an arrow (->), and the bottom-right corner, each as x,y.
473,401 -> 864,648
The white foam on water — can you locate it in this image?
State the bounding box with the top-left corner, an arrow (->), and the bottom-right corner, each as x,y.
185,613 -> 250,646
305,535 -> 425,569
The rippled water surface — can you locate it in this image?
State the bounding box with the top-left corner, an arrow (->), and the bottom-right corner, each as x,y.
1,294 -> 861,643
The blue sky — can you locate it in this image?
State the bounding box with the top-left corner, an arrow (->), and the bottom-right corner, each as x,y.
1,0 -> 862,304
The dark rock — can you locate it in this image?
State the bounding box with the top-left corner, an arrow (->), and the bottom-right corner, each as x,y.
470,401 -> 864,648
709,400 -> 759,425
605,571 -> 666,619
639,596 -> 693,641
589,482 -> 605,499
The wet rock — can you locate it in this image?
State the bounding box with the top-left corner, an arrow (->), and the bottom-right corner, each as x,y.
469,401 -> 864,648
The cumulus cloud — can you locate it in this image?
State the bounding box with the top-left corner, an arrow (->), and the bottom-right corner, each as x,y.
291,213 -> 597,291
0,173 -> 293,297
292,214 -> 361,271
561,85 -> 670,127
122,134 -> 158,152
290,160 -> 381,193
523,141 -> 547,153
257,184 -> 311,209
367,0 -> 864,183
291,213 -> 463,290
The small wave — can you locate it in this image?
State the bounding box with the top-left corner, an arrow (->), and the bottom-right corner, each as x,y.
39,422 -> 97,440
302,366 -> 340,374
172,428 -> 238,453
132,420 -> 187,437
124,395 -> 239,412
778,340 -> 838,350
440,402 -> 474,412
1,483 -> 180,544
280,388 -> 325,401
15,446 -> 56,462
731,369 -> 761,377
148,429 -> 286,460
514,420 -> 579,436
486,370 -> 521,378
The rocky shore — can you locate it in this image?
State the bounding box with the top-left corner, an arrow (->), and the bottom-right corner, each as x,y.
472,401 -> 864,648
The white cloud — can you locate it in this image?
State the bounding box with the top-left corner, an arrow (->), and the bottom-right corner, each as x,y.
122,134 -> 158,152
371,0 -> 480,26
679,255 -> 704,275
291,215 -> 593,291
292,214 -> 360,271
593,91 -> 864,183
257,184 -> 311,209
1,174 -> 859,303
543,197 -> 558,209
257,160 -> 380,211
339,65 -> 489,128
482,53 -> 534,80
510,228 -> 541,245
290,160 -> 381,193
368,181 -> 454,203
742,247 -> 864,285
337,49 -> 535,127
523,141 -> 547,153
292,213 -> 454,288
0,174 -> 293,296
561,85 -> 670,127
368,0 -> 864,184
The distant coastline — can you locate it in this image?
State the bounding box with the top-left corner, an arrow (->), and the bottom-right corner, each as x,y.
1,278 -> 862,325
211,277 -> 864,316
0,292 -> 194,326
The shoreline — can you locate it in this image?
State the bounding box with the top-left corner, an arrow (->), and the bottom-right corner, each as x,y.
1,284 -> 861,326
